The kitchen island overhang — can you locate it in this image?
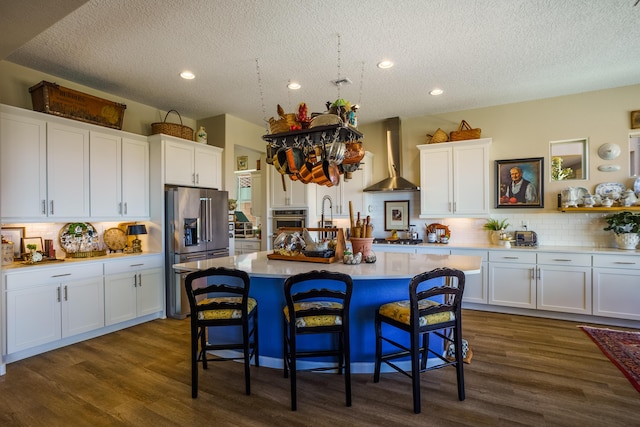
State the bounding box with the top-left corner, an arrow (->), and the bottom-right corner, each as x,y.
173,251 -> 481,373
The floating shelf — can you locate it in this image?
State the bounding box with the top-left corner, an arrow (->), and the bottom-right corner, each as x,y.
558,206 -> 640,212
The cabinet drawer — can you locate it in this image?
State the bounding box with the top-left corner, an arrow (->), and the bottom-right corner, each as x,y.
489,250 -> 536,264
593,254 -> 640,270
5,263 -> 103,290
537,252 -> 591,267
104,255 -> 163,275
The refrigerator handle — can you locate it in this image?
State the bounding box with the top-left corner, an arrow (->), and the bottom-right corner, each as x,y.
207,197 -> 213,242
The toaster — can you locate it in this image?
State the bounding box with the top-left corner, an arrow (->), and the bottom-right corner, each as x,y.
514,230 -> 538,247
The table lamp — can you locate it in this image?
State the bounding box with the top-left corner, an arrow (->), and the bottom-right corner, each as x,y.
127,224 -> 147,253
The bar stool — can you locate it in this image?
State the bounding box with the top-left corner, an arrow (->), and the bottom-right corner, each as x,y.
184,267 -> 259,398
373,267 -> 465,414
283,270 -> 353,411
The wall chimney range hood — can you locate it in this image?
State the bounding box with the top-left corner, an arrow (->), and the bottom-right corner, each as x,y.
363,117 -> 419,192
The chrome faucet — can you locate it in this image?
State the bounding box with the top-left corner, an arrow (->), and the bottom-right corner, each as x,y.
320,195 -> 333,238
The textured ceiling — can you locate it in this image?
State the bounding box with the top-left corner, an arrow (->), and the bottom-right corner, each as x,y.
5,0 -> 640,127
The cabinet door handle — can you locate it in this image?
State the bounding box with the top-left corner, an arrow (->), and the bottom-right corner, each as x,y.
130,263 -> 144,267
537,267 -> 541,280
453,201 -> 457,212
64,285 -> 68,301
196,173 -> 199,184
192,173 -> 196,184
50,200 -> 54,215
530,268 -> 535,280
138,273 -> 142,287
613,261 -> 637,265
51,273 -> 72,278
42,200 -> 47,214
552,259 -> 572,262
124,202 -> 128,215
503,256 -> 519,259
57,286 -> 61,302
133,274 -> 137,287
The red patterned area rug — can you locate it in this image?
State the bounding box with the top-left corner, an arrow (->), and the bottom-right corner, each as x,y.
579,325 -> 640,393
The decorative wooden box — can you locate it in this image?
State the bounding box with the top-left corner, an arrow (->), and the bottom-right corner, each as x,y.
29,81 -> 126,129
267,227 -> 345,263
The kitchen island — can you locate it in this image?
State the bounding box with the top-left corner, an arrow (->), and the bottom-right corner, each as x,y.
173,251 -> 481,372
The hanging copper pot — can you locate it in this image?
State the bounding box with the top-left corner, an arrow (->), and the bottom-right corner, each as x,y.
274,148 -> 290,174
297,161 -> 315,184
286,146 -> 305,173
342,140 -> 365,164
265,143 -> 277,165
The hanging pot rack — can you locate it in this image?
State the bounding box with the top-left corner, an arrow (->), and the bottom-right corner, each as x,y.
262,120 -> 364,186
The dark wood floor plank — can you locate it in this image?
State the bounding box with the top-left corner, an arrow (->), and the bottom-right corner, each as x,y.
0,309 -> 638,426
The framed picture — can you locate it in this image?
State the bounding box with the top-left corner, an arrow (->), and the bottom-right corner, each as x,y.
1,226 -> 25,259
496,157 -> 544,208
22,237 -> 44,253
631,110 -> 640,129
237,155 -> 248,170
384,200 -> 409,231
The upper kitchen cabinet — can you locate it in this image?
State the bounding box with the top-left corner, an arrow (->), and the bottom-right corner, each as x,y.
90,131 -> 149,219
153,134 -> 222,189
315,151 -> 373,219
417,138 -> 491,217
0,105 -> 89,221
269,166 -> 309,208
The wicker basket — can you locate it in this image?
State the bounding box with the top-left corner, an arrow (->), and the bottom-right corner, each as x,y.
450,120 -> 481,141
427,128 -> 449,144
269,114 -> 299,134
151,110 -> 194,140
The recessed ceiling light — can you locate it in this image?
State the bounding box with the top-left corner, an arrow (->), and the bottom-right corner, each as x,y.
430,88 -> 443,96
377,60 -> 394,69
287,81 -> 301,90
180,71 -> 195,80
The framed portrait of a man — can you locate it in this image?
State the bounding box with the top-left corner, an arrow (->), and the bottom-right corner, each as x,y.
495,158 -> 544,208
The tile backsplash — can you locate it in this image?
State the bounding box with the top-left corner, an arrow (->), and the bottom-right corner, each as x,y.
365,192 -> 615,248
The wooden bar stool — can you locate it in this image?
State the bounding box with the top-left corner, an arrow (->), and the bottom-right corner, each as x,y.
184,267 -> 259,398
283,270 -> 353,411
373,267 -> 466,413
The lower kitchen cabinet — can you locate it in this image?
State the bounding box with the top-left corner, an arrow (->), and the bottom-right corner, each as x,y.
537,253 -> 591,315
488,251 -> 537,309
593,254 -> 640,321
451,249 -> 488,304
104,256 -> 164,325
234,239 -> 261,255
5,264 -> 104,354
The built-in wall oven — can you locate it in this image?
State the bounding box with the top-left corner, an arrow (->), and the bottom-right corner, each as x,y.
272,208 -> 307,243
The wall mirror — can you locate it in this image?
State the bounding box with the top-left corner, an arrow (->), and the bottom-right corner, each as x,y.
550,138 -> 588,181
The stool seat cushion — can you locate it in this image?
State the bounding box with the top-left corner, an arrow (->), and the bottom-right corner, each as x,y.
378,299 -> 454,326
283,301 -> 343,327
197,297 -> 257,320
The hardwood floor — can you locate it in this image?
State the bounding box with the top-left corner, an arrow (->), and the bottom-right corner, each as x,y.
0,310 -> 638,426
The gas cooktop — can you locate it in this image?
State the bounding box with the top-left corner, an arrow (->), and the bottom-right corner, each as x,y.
373,238 -> 424,245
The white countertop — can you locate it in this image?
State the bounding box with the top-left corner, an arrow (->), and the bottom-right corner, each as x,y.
173,251 -> 482,280
372,242 -> 640,256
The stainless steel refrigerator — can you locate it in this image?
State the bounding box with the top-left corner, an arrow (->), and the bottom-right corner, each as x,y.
165,185 -> 229,319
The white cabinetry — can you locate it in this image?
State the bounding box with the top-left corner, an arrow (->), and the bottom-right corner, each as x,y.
452,249 -> 488,304
593,254 -> 640,321
234,239 -> 261,255
90,131 -> 149,219
104,256 -> 164,326
269,167 -> 308,208
5,264 -> 104,354
161,136 -> 222,189
488,251 -> 536,309
537,253 -> 591,315
315,152 -> 373,218
0,106 -> 89,220
417,138 -> 491,218
250,170 -> 265,218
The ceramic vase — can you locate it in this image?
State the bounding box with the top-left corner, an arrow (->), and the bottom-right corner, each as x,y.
195,126 -> 207,143
615,233 -> 640,250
